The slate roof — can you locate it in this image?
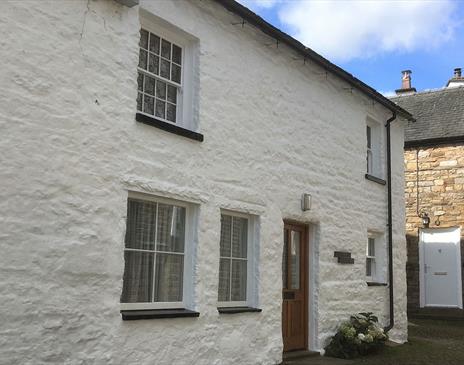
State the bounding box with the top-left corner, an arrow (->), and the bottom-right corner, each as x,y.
390,86 -> 464,145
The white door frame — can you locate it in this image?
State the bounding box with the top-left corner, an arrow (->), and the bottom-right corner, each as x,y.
419,227 -> 463,309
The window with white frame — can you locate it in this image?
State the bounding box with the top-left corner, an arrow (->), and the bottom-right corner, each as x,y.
137,28 -> 182,124
366,125 -> 373,174
218,212 -> 257,306
136,12 -> 199,132
121,194 -> 195,310
366,118 -> 382,177
366,233 -> 386,283
366,237 -> 376,281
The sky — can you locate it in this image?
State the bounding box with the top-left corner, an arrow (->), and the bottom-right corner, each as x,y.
237,0 -> 464,95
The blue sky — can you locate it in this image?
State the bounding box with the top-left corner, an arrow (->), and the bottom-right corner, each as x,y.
238,0 -> 464,95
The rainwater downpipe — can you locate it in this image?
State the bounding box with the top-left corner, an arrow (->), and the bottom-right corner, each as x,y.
384,112 -> 396,333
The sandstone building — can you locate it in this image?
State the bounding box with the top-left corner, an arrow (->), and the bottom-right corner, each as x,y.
392,69 -> 464,315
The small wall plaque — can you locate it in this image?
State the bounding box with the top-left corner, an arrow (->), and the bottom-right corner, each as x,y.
334,251 -> 354,264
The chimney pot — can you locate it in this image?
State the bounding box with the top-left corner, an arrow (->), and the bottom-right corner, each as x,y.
454,68 -> 462,78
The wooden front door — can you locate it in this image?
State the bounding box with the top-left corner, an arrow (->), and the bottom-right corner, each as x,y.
282,222 -> 308,352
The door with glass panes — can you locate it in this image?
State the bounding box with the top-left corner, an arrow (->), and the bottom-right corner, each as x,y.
282,222 -> 308,352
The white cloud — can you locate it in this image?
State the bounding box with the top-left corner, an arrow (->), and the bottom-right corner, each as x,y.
278,0 -> 459,62
380,90 -> 396,97
238,0 -> 279,10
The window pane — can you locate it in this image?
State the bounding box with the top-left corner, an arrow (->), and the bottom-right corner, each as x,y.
167,85 -> 177,103
138,49 -> 147,70
136,92 -> 142,111
156,203 -> 185,253
366,126 -> 372,148
231,259 -> 247,301
156,80 -> 166,100
155,99 -> 165,119
121,251 -> 153,303
149,34 -> 160,54
367,150 -> 372,173
232,217 -> 247,258
161,39 -> 171,60
171,63 -> 181,84
154,253 -> 183,302
137,72 -> 144,91
148,54 -> 159,75
290,230 -> 300,289
366,258 -> 373,277
160,59 -> 170,79
368,238 -> 375,256
218,258 -> 231,301
220,215 -> 232,257
125,199 -> 156,250
144,75 -> 155,96
143,95 -> 154,115
172,44 -> 182,65
140,29 -> 149,49
166,103 -> 176,123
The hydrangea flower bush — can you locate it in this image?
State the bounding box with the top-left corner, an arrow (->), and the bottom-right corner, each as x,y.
324,312 -> 388,359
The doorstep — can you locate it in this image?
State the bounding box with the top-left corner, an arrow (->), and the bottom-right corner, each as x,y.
282,351 -> 353,365
408,307 -> 464,320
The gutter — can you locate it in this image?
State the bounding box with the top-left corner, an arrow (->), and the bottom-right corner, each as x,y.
405,135 -> 464,149
384,112 -> 397,333
214,0 -> 415,122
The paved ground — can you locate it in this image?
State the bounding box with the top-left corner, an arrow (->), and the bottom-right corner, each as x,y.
284,319 -> 464,365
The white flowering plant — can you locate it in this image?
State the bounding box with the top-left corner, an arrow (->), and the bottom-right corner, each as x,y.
324,312 -> 388,359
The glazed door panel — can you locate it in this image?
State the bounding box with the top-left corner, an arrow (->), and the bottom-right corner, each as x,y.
282,223 -> 308,352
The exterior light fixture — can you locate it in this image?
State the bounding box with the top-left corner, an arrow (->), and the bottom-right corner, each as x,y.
420,212 -> 430,228
301,193 -> 311,211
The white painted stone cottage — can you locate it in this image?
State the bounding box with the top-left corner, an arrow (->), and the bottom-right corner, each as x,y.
0,0 -> 413,364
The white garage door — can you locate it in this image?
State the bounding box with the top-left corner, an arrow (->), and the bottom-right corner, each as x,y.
420,227 -> 462,308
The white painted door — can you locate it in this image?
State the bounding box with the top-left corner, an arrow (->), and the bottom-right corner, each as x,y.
420,227 -> 462,308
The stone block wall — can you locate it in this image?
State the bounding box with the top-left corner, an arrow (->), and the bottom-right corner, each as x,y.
404,144 -> 464,310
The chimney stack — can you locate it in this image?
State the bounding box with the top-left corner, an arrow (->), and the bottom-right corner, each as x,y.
395,69 -> 416,95
447,67 -> 464,88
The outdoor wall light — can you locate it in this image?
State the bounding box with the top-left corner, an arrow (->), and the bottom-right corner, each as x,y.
420,212 -> 430,228
301,193 -> 311,211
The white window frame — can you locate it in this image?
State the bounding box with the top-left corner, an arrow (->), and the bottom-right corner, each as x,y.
217,210 -> 259,308
366,236 -> 376,282
366,232 -> 387,283
366,117 -> 383,178
138,11 -> 198,131
120,191 -> 197,311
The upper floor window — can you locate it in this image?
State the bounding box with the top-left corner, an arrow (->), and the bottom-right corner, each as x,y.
136,12 -> 199,134
366,125 -> 373,174
218,211 -> 259,308
366,118 -> 382,178
120,193 -> 197,310
137,29 -> 182,124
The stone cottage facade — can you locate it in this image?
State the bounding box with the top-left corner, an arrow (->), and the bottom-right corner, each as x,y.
392,70 -> 464,314
1,1 -> 411,364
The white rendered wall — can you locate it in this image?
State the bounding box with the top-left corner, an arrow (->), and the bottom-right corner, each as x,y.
0,1 -> 407,364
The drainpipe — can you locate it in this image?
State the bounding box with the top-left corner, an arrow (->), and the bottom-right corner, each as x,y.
384,112 -> 396,333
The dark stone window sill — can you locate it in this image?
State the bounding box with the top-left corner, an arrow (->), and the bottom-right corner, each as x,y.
365,174 -> 386,185
366,282 -> 388,287
136,113 -> 204,142
217,306 -> 262,314
121,309 -> 200,320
